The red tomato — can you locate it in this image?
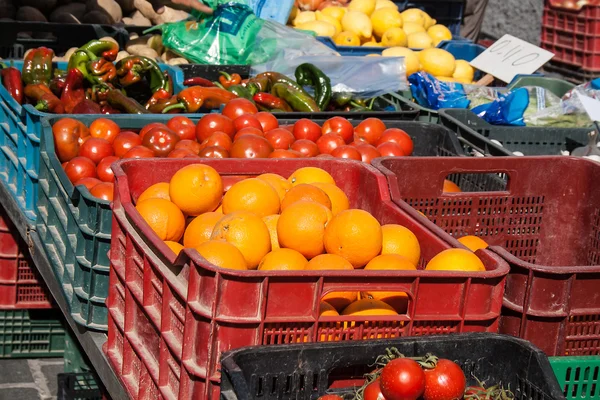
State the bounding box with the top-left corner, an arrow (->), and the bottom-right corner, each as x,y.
377,128 -> 414,156
74,177 -> 101,191
377,142 -> 405,157
331,145 -> 361,160
291,139 -> 319,157
380,358 -> 426,400
255,112 -> 279,132
90,182 -> 114,201
52,118 -> 89,163
234,114 -> 263,132
233,127 -> 264,140
112,131 -> 142,158
317,396 -> 344,400
175,139 -> 203,155
123,146 -> 155,159
355,143 -> 381,163
167,116 -> 196,141
200,132 -> 233,151
64,157 -> 97,183
316,133 -> 345,155
168,149 -> 199,158
281,124 -> 295,133
355,118 -> 386,145
139,123 -> 168,141
142,127 -> 181,157
423,359 -> 466,400
89,118 -> 120,143
230,135 -> 273,158
196,114 -> 235,141
265,128 -> 295,150
293,119 -> 322,142
79,138 -> 114,164
364,380 -> 386,400
96,156 -> 119,182
222,98 -> 258,120
322,116 -> 354,144
315,153 -> 334,159
350,139 -> 369,147
199,146 -> 229,158
269,149 -> 303,158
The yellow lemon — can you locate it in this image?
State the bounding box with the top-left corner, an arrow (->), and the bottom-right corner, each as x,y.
333,31 -> 361,46
316,11 -> 342,35
363,40 -> 383,47
437,76 -> 456,82
427,24 -> 452,46
296,20 -> 337,37
401,8 -> 425,26
408,32 -> 434,48
366,53 -> 381,57
342,11 -> 373,40
382,46 -> 420,77
348,0 -> 376,16
423,12 -> 436,29
321,6 -> 347,21
288,6 -> 298,24
375,0 -> 398,10
402,22 -> 426,35
453,60 -> 475,83
370,7 -> 403,38
293,11 -> 315,26
381,27 -> 407,47
419,48 -> 456,77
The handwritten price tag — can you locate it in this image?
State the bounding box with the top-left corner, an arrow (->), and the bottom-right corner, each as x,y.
470,34 -> 554,83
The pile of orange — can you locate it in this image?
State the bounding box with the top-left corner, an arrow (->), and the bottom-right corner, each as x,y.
134,164 -> 487,317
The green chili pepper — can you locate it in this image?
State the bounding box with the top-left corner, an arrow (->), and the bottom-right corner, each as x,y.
256,72 -> 307,94
67,40 -> 119,84
22,47 -> 54,85
115,56 -> 168,93
294,63 -> 331,110
333,92 -> 353,107
271,83 -> 320,112
228,84 -> 255,102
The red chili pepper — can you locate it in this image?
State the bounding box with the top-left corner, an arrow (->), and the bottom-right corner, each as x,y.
1,65 -> 23,104
145,88 -> 172,108
61,69 -> 86,113
183,77 -> 214,87
253,92 -> 293,112
218,71 -> 242,88
24,84 -> 65,114
71,99 -> 102,114
100,103 -> 121,114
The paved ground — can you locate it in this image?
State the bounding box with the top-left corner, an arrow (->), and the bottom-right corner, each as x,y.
0,359 -> 63,400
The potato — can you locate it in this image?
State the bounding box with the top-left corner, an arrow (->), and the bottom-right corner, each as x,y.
168,58 -> 188,66
153,6 -> 188,24
98,0 -> 122,22
130,10 -> 151,26
99,36 -> 119,45
133,0 -> 156,21
65,47 -> 79,61
126,45 -> 158,59
147,35 -> 163,55
16,6 -> 47,22
116,50 -> 130,62
161,50 -> 178,62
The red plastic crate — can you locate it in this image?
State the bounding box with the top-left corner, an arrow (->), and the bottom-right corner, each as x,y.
0,206 -> 51,309
374,156 -> 600,357
541,0 -> 600,71
107,158 -> 509,400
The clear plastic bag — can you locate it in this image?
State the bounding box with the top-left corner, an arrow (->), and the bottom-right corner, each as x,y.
251,56 -> 408,98
159,2 -> 336,65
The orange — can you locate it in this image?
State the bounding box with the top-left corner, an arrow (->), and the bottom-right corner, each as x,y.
363,254 -> 416,313
320,301 -> 339,316
280,184 -> 332,211
164,241 -> 184,256
458,235 -> 489,252
214,204 -> 223,214
221,178 -> 280,218
263,214 -> 280,250
277,201 -> 333,259
341,299 -> 398,316
288,167 -> 335,186
137,182 -> 170,203
307,254 -> 356,310
257,173 -> 292,201
443,179 -> 462,193
324,209 -> 382,268
311,182 -> 350,216
195,240 -> 247,270
381,224 -> 421,266
211,211 -> 271,269
258,248 -> 308,271
169,164 -> 223,216
183,212 -> 224,248
425,248 -> 486,271
136,198 -> 185,242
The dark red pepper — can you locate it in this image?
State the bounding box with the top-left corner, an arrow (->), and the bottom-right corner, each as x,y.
100,103 -> 121,114
147,96 -> 181,114
22,47 -> 54,85
146,71 -> 174,108
87,59 -> 117,85
24,84 -> 65,114
1,64 -> 23,104
61,69 -> 86,113
253,92 -> 293,112
183,77 -> 214,87
71,99 -> 102,114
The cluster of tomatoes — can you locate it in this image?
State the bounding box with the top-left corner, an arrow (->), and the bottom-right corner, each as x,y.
319,354 -> 470,400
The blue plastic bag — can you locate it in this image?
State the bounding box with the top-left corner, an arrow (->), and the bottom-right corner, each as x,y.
408,72 -> 470,110
472,88 -> 530,126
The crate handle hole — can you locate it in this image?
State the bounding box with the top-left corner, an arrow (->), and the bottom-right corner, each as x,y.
444,172 -> 509,194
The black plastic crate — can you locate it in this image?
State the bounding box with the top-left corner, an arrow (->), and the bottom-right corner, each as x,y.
394,0 -> 465,36
440,108 -> 593,156
220,333 -> 564,400
57,373 -> 102,400
0,21 -> 132,59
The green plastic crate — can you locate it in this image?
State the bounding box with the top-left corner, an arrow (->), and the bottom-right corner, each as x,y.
0,309 -> 65,358
550,356 -> 600,399
64,330 -> 91,373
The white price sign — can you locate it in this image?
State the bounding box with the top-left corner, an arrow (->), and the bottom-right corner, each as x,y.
469,34 -> 555,83
577,92 -> 600,122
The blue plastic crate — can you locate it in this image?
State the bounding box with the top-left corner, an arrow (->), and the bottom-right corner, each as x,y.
316,37 -> 478,57
0,60 -> 185,223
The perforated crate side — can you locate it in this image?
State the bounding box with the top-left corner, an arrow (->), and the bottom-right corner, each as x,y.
0,309 -> 65,358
